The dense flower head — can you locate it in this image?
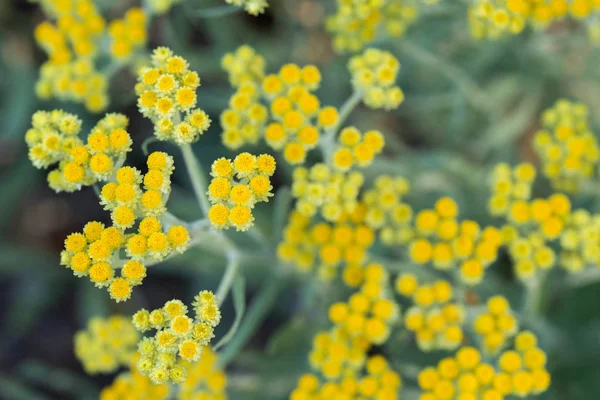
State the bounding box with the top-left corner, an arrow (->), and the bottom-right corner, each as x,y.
74,316 -> 139,374
34,0 -> 108,111
136,47 -> 210,144
558,209 -> 600,273
348,48 -> 404,110
291,355 -> 402,400
207,153 -> 276,231
473,295 -> 519,354
131,291 -> 221,385
361,174 -> 412,244
331,127 -> 386,171
221,45 -> 266,87
26,110 -> 132,192
533,99 -> 599,193
60,152 -> 189,302
277,211 -> 376,281
220,82 -> 269,149
108,8 -> 147,60
225,0 -> 269,16
396,274 -> 465,351
326,0 -> 421,53
178,348 -> 228,400
292,163 -> 364,223
487,162 -> 536,218
100,354 -> 170,400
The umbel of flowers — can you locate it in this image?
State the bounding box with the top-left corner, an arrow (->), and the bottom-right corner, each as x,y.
131,291 -> 222,384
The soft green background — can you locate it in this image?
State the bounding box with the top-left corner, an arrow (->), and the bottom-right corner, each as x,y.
2,1 -> 600,399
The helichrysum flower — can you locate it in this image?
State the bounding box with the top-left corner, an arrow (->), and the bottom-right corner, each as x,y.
178,348 -> 228,399
533,99 -> 599,193
100,354 -> 170,400
396,274 -> 465,351
330,127 -> 385,171
132,291 -> 221,385
348,48 -> 404,110
221,45 -> 266,87
26,110 -> 132,192
74,316 -> 139,374
136,47 -> 211,145
473,295 -> 518,354
220,82 -> 268,148
207,152 -> 276,231
487,162 -> 535,218
558,209 -> 600,273
224,0 -> 268,16
60,152 -> 189,302
108,8 -> 147,60
292,163 -> 364,223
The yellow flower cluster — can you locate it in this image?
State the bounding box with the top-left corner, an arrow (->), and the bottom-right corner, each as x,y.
473,295 -> 518,354
74,316 -> 139,374
360,175 -> 412,244
34,0 -> 108,111
468,0 -> 600,40
60,152 -> 190,302
136,47 -> 211,144
487,162 -> 535,218
292,163 -> 364,223
221,45 -> 266,87
291,355 -> 402,400
178,348 -> 228,400
533,99 -> 599,193
508,233 -> 555,281
26,110 -> 132,193
277,210 -> 376,280
326,0 -> 420,53
331,127 -> 385,171
328,264 -> 399,345
349,48 -> 404,110
207,153 -> 276,231
408,197 -> 503,285
396,274 -> 465,351
100,355 -> 170,400
147,0 -> 182,14
108,8 -> 147,60
220,46 -> 341,164
131,291 -> 221,385
559,209 -> 600,273
224,0 -> 269,16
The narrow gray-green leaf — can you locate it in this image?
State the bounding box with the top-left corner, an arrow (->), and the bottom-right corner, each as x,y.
214,275 -> 246,350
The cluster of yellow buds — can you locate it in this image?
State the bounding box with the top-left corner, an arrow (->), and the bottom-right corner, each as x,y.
331,127 -> 385,171
309,328 -> 371,380
26,110 -> 132,193
224,0 -> 269,16
74,316 -> 139,374
360,175 -> 412,244
136,48 -> 211,145
131,291 -> 221,384
221,82 -> 269,149
408,197 -> 503,285
396,274 -> 465,351
108,8 -> 147,60
100,355 -> 169,400
533,99 -> 599,193
326,0 -> 419,53
348,48 -> 404,110
559,209 -> 600,273
291,355 -> 402,400
277,212 -> 376,281
488,162 -> 535,218
506,233 -> 555,281
328,264 -> 399,345
473,295 -> 519,354
178,348 -> 228,400
468,0 -> 600,40
61,152 -> 190,302
207,153 -> 276,231
292,163 -> 364,223
221,45 -> 265,87
33,0 -> 108,111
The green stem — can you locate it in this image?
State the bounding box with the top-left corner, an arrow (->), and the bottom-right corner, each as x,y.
320,90 -> 363,161
180,143 -> 210,216
216,253 -> 241,306
524,271 -> 548,317
218,271 -> 287,368
194,4 -> 241,18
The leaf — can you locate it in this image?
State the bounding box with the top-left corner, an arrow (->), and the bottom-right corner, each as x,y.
271,186 -> 291,247
214,275 -> 246,350
0,374 -> 53,400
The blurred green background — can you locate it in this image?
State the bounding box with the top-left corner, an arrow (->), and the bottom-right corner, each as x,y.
3,0 -> 600,399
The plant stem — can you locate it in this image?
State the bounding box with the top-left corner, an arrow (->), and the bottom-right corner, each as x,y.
216,253 -> 241,306
194,4 -> 240,18
180,143 -> 210,216
320,90 -> 363,161
218,271 -> 287,368
524,271 -> 548,317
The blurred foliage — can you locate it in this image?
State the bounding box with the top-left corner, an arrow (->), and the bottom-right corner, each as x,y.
2,0 -> 600,399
